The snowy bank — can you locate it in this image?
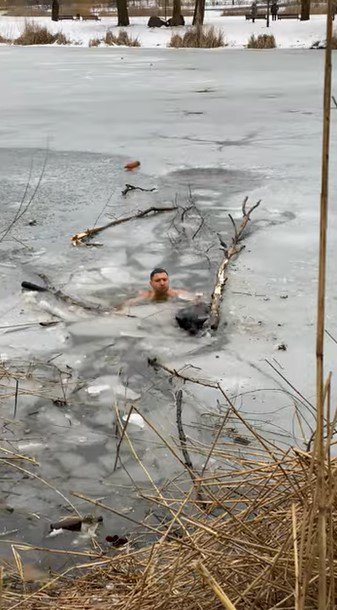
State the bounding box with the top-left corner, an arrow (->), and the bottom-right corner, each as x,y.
0,13 -> 331,48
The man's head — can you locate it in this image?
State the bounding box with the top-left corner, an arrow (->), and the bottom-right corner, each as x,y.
150,268 -> 169,297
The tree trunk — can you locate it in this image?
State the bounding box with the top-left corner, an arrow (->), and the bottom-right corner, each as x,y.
192,0 -> 205,25
117,0 -> 130,26
300,0 -> 310,20
170,0 -> 183,25
51,0 -> 59,21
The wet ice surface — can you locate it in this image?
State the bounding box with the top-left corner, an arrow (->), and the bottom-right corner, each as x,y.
0,48 -> 337,567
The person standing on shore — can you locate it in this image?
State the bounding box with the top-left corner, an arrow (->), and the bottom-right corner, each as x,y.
251,1 -> 257,22
271,1 -> 278,21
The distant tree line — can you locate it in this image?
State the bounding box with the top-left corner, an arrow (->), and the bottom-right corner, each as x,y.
51,0 -> 316,26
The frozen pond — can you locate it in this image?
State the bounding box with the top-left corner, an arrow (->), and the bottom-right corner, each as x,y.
0,48 -> 337,567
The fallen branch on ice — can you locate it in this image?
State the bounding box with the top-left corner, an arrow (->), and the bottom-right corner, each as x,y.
21,275 -> 137,317
70,205 -> 178,246
121,184 -> 156,197
148,357 -> 217,388
209,196 -> 261,330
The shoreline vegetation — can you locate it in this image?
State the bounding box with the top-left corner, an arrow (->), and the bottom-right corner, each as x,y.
0,3 -> 336,48
2,371 -> 337,609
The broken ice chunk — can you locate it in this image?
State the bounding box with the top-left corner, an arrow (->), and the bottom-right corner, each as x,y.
122,413 -> 145,429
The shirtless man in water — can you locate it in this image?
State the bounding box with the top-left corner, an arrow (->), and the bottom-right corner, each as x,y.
117,268 -> 193,310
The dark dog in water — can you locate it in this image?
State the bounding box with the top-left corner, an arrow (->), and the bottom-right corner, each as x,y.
175,301 -> 210,335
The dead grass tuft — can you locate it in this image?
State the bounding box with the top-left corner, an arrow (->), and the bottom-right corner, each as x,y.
55,32 -> 70,45
104,29 -> 140,46
247,33 -> 276,48
89,37 -> 101,46
3,421 -> 336,609
0,33 -> 11,43
14,21 -> 70,45
168,25 -> 225,48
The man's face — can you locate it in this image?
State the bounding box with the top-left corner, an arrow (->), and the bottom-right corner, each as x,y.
150,272 -> 169,296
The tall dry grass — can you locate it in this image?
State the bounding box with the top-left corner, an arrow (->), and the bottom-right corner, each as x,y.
0,352 -> 336,610
14,21 -> 70,44
168,25 -> 225,48
104,29 -> 140,46
247,33 -> 276,48
89,36 -> 101,46
2,403 -> 336,609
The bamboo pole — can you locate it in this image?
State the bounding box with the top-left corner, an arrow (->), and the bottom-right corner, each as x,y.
315,0 -> 333,607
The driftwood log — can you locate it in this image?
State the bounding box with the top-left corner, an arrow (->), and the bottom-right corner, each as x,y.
209,196 -> 261,330
71,205 -> 178,246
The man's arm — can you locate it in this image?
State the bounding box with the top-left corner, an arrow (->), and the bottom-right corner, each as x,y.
115,291 -> 151,312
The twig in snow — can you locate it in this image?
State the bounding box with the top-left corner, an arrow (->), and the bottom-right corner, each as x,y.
13,379 -> 19,419
113,405 -> 134,472
121,184 -> 156,197
325,329 -> 337,344
0,149 -> 49,243
175,390 -> 195,477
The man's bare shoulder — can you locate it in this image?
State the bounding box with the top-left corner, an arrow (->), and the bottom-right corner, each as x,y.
137,290 -> 152,299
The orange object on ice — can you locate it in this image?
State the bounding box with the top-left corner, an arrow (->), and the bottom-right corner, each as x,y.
124,160 -> 141,171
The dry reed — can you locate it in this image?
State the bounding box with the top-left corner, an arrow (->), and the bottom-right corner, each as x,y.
14,21 -> 70,45
104,29 -> 140,46
1,399 -> 336,609
89,37 -> 101,46
168,25 -> 225,48
247,34 -> 276,49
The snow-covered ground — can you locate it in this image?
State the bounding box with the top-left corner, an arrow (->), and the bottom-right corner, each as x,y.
0,13 -> 331,48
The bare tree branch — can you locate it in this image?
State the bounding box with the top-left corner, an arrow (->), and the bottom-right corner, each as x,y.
0,150 -> 49,243
209,197 -> 261,330
71,205 -> 179,246
121,184 -> 156,197
175,390 -> 195,476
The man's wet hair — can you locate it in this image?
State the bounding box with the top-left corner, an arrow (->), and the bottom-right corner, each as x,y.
150,268 -> 168,279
